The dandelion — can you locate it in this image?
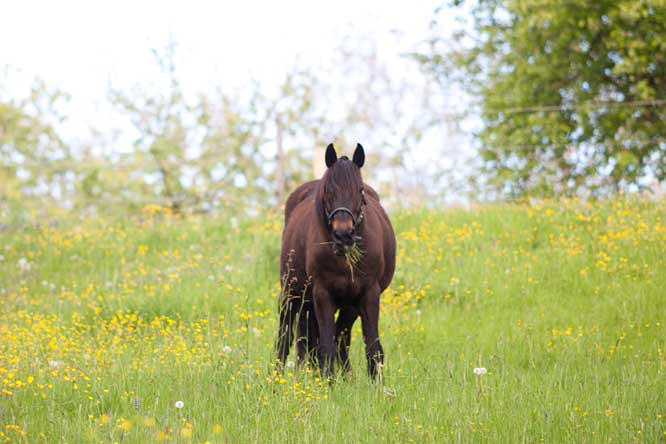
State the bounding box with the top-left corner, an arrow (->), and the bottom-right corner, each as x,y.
212,424 -> 224,434
473,367 -> 487,375
17,258 -> 31,273
118,418 -> 132,431
180,426 -> 193,438
175,400 -> 184,409
450,276 -> 460,286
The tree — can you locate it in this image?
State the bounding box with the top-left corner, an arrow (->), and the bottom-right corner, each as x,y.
107,43 -> 269,213
0,75 -> 71,213
421,0 -> 666,198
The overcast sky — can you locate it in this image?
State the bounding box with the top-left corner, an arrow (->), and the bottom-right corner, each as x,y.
2,0 -> 443,133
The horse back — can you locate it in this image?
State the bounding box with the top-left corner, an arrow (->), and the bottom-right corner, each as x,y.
364,194 -> 396,291
284,180 -> 318,226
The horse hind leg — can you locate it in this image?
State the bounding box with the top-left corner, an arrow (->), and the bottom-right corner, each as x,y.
276,294 -> 300,367
296,300 -> 318,368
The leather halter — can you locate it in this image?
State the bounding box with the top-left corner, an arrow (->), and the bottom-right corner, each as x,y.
325,189 -> 366,229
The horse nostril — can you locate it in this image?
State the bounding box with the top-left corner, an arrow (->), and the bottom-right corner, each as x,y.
333,229 -> 354,243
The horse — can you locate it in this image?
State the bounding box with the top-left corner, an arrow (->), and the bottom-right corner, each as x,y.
276,143 -> 396,380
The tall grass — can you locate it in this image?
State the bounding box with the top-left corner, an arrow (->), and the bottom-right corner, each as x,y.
0,198 -> 664,443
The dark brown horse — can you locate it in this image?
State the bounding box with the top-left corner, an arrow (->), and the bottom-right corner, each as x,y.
276,143 -> 396,380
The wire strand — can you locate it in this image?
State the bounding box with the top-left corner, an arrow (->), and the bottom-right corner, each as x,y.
494,98 -> 666,115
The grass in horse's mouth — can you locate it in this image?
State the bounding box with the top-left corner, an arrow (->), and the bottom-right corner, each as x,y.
343,243 -> 363,282
318,241 -> 364,281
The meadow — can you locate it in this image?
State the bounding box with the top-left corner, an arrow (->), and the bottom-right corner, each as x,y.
0,198 -> 664,443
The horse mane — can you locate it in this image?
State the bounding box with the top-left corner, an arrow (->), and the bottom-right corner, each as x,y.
314,157 -> 364,228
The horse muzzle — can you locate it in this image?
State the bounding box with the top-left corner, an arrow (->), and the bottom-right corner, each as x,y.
333,228 -> 356,247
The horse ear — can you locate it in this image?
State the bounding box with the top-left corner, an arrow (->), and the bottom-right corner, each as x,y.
353,143 -> 365,168
325,143 -> 337,168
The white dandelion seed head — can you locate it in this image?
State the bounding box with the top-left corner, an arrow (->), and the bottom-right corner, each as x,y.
224,265 -> 233,272
415,309 -> 422,316
252,327 -> 261,337
208,275 -> 215,280
286,360 -> 295,369
175,400 -> 184,409
0,254 -> 4,261
48,360 -> 64,368
230,217 -> 238,229
17,257 -> 31,273
222,345 -> 232,354
473,367 -> 488,375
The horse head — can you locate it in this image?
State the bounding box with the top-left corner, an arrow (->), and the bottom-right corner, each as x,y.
317,143 -> 366,252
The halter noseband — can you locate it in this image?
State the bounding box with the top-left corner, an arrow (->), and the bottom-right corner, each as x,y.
325,189 -> 366,228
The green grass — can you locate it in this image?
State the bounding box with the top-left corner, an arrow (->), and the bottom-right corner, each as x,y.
0,199 -> 664,443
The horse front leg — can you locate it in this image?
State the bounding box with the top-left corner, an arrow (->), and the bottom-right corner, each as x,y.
359,283 -> 384,381
313,285 -> 336,380
335,306 -> 358,376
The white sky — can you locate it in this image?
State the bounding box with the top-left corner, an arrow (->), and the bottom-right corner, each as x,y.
2,0 -> 442,130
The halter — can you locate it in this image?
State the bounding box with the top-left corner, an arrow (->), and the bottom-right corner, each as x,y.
325,189 -> 366,229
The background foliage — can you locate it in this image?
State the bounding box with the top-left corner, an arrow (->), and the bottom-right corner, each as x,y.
420,0 -> 666,199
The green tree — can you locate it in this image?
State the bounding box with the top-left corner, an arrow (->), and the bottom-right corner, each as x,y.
0,76 -> 71,213
107,44 -> 269,213
421,0 -> 666,198
108,44 -> 191,211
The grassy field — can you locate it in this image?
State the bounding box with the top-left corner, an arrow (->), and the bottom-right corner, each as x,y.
1,199 -> 665,443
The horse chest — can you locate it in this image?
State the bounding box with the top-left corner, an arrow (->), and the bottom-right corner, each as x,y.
308,249 -> 376,304
328,276 -> 362,304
